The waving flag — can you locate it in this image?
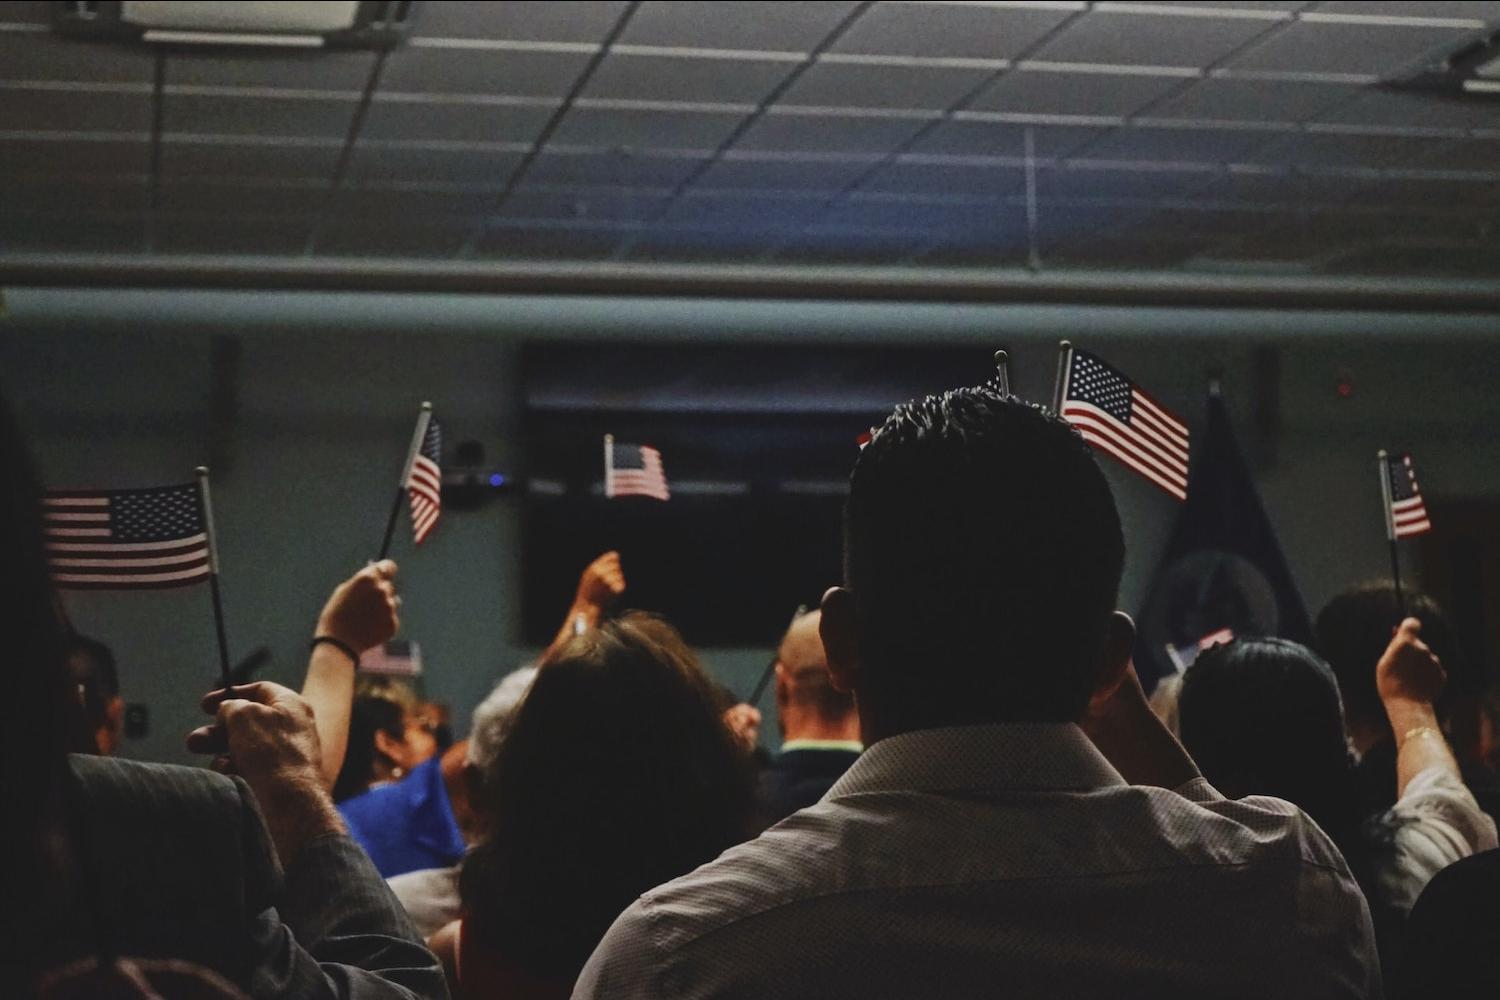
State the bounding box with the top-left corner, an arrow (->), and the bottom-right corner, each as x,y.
44,484 -> 210,589
1056,344 -> 1190,501
605,435 -> 669,501
1383,451 -> 1431,539
407,415 -> 443,544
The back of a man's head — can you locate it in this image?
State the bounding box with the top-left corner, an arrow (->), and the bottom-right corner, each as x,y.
846,386 -> 1125,726
1315,581 -> 1463,730
777,611 -> 855,729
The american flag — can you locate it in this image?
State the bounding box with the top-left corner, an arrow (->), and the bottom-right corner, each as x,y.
605,437 -> 670,501
1059,348 -> 1191,501
407,416 -> 442,544
43,484 -> 211,590
1385,452 -> 1431,539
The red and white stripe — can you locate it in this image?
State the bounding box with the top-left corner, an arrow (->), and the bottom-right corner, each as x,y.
609,446 -> 670,501
1391,496 -> 1431,538
407,453 -> 442,543
1061,388 -> 1189,501
42,495 -> 211,588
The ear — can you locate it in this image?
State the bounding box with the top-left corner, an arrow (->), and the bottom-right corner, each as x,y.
773,662 -> 791,709
372,727 -> 405,764
1087,611 -> 1136,714
820,586 -> 860,695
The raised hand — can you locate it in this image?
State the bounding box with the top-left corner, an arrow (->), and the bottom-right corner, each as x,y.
575,551 -> 627,615
316,560 -> 401,654
1376,617 -> 1446,709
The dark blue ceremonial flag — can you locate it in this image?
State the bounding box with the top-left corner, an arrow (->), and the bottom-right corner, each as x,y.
1134,387 -> 1312,691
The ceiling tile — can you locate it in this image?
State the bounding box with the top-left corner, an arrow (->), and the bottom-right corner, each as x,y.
735,111 -> 930,153
547,107 -> 748,149
858,158 -> 1025,196
499,187 -> 671,222
475,222 -> 625,259
1223,22 -> 1480,76
411,2 -> 630,42
347,143 -> 526,184
335,185 -> 492,218
1036,164 -> 1216,201
664,191 -> 827,227
0,138 -> 151,175
1419,136 -> 1500,171
1315,89 -> 1500,130
163,93 -> 358,138
1312,2 -> 1500,22
1245,130 -> 1443,167
619,2 -> 860,51
967,69 -> 1184,118
628,227 -> 784,263
1029,11 -> 1278,68
361,99 -> 555,143
526,149 -> 709,187
823,194 -> 1020,232
831,3 -> 1077,60
314,220 -> 468,257
0,213 -> 145,253
582,53 -> 791,104
692,155 -> 873,192
379,47 -> 592,97
907,120 -> 1106,158
155,216 -> 313,255
1147,78 -> 1360,123
0,88 -> 150,133
782,62 -> 995,110
159,140 -> 342,179
156,179 -> 328,215
1077,125 -> 1281,163
0,4 -> 53,23
775,230 -> 926,265
0,175 -> 148,213
1326,175 -> 1500,213
0,32 -> 154,84
166,50 -> 376,90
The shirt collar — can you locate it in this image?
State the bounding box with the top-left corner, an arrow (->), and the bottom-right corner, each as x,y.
780,739 -> 864,754
826,722 -> 1125,798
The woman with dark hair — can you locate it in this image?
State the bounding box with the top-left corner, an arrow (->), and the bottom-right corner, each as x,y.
333,693 -> 438,803
437,612 -> 756,999
1179,633 -> 1496,981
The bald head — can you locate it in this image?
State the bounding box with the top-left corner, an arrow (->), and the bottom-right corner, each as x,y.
775,611 -> 857,735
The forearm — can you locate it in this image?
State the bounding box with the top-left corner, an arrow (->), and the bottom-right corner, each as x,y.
547,601 -> 599,656
1384,698 -> 1459,799
302,644 -> 359,789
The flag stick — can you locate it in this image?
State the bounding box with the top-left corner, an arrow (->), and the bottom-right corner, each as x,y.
1377,449 -> 1406,616
378,402 -> 432,560
747,603 -> 809,707
603,433 -> 614,499
1052,340 -> 1073,414
993,349 -> 1010,395
196,466 -> 232,692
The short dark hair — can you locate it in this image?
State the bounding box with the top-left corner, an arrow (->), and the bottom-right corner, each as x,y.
460,612 -> 756,980
845,386 -> 1124,725
1315,581 -> 1464,729
332,695 -> 407,802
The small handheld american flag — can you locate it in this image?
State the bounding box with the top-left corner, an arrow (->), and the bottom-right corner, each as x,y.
1381,450 -> 1431,540
44,483 -> 211,590
604,435 -> 670,501
407,414 -> 442,544
1055,343 -> 1190,501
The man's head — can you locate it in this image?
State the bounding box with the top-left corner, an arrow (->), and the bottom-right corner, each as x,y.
821,386 -> 1131,739
774,611 -> 857,741
466,666 -> 538,788
65,634 -> 124,756
1315,581 -> 1464,749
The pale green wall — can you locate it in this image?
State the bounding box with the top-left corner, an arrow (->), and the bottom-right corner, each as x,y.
3,289 -> 1497,763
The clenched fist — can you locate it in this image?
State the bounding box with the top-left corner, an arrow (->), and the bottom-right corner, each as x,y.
316,560 -> 401,654
575,551 -> 627,614
1377,617 -> 1446,709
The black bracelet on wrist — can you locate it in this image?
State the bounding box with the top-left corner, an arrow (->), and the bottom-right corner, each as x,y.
310,635 -> 360,667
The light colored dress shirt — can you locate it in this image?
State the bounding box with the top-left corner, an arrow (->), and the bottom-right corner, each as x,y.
386,865 -> 461,940
1371,764 -> 1499,915
575,723 -> 1381,1000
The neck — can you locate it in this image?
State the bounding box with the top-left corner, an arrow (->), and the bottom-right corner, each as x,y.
783,715 -> 861,744
1348,716 -> 1392,756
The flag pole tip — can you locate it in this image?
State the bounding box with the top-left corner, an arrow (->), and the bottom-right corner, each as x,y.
195,465 -> 209,477
1058,339 -> 1072,349
993,349 -> 1008,365
1377,448 -> 1389,460
419,401 -> 432,412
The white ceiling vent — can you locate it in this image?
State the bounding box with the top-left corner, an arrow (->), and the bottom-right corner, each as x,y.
1387,29 -> 1500,100
54,0 -> 415,49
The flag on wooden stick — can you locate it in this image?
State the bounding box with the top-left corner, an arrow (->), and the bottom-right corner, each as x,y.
604,435 -> 669,501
